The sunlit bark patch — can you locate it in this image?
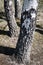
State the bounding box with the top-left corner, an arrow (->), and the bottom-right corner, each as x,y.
9,0 -> 12,6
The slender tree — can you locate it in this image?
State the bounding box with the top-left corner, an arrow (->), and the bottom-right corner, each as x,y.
4,0 -> 18,37
14,0 -> 22,19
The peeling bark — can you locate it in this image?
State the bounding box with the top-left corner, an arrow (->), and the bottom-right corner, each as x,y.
4,0 -> 17,37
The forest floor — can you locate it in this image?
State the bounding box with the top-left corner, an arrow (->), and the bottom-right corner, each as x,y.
0,0 -> 43,65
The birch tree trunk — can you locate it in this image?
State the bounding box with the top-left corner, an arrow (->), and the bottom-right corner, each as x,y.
4,0 -> 17,37
14,0 -> 39,64
14,0 -> 22,19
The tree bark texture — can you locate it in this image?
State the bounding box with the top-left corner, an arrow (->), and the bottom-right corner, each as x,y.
4,0 -> 39,65
4,0 -> 17,37
14,0 -> 22,19
15,0 -> 39,64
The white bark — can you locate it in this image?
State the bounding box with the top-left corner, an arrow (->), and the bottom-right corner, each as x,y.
22,0 -> 38,12
15,0 -> 39,64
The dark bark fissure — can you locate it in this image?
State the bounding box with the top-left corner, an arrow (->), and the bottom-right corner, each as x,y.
4,0 -> 18,37
14,0 -> 18,18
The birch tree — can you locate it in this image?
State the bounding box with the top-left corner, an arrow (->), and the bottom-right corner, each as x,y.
4,0 -> 18,37
4,0 -> 39,65
14,0 -> 39,64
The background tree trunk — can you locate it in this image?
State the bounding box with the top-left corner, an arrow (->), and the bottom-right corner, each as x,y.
14,0 -> 22,19
14,0 -> 39,64
4,0 -> 18,37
